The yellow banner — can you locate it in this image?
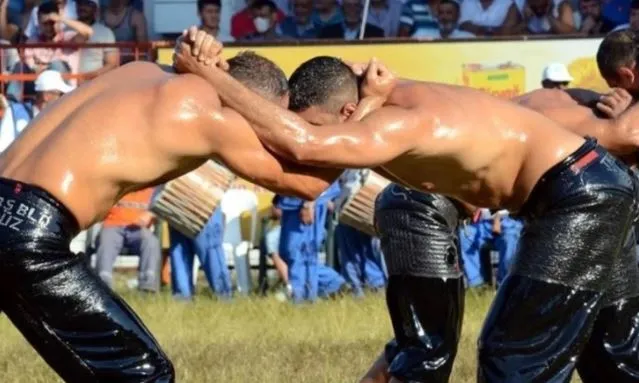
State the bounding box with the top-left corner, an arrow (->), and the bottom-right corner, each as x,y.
158,38 -> 608,97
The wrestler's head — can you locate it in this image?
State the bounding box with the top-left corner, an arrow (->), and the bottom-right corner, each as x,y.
288,56 -> 359,124
597,29 -> 639,95
227,51 -> 289,107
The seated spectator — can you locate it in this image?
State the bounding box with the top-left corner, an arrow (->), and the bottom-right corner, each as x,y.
610,0 -> 639,32
242,0 -> 290,41
413,0 -> 476,39
398,0 -> 441,37
601,0 -> 631,33
95,188 -> 161,293
279,0 -> 318,39
458,0 -> 520,36
519,0 -> 576,35
576,0 -> 605,35
25,0 -> 78,39
311,0 -> 344,29
541,62 -> 573,89
198,0 -> 234,42
318,0 -> 384,40
0,0 -> 36,42
77,0 -> 120,81
366,0 -> 403,37
102,0 -> 148,63
231,0 -> 285,40
0,70 -> 74,152
7,1 -> 91,101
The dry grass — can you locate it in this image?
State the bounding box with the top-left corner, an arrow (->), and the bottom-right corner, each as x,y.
0,285 -> 582,382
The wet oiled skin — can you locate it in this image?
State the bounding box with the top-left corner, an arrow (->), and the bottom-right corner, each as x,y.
0,63 -> 217,228
277,81 -> 586,211
0,61 -> 334,229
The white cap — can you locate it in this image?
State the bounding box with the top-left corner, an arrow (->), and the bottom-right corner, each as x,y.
542,63 -> 573,83
34,70 -> 75,93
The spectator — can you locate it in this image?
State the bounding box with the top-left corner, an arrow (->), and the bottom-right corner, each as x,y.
262,195 -> 290,292
25,0 -> 79,39
601,0 -> 631,32
77,0 -> 119,81
279,0 -> 318,39
198,0 -> 234,42
413,0 -> 476,39
311,0 -> 344,29
458,0 -> 520,36
0,70 -> 74,152
577,0 -> 605,35
365,0 -> 403,37
95,188 -> 161,293
277,181 -> 346,303
242,0 -> 290,41
541,62 -> 573,89
7,1 -> 92,101
519,0 -> 576,34
169,207 -> 232,300
318,0 -> 384,40
0,0 -> 36,42
610,0 -> 639,32
0,0 -> 23,72
231,0 -> 285,40
102,0 -> 148,63
398,0 -> 442,37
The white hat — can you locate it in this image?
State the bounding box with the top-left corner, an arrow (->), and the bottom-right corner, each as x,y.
542,63 -> 573,83
34,70 -> 75,93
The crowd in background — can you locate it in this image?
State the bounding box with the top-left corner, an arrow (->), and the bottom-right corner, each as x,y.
0,0 -> 627,302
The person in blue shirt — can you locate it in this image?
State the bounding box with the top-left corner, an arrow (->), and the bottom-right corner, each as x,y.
277,180 -> 345,303
279,0 -> 318,39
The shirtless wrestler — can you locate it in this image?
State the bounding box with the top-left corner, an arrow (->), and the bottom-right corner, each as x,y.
175,33 -> 639,383
0,39 -> 346,381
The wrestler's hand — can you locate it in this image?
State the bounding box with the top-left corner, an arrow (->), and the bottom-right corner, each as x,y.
173,26 -> 228,73
597,88 -> 633,118
360,58 -> 397,99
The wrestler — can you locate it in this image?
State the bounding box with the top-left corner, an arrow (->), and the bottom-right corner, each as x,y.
280,55 -> 468,382
0,36 -> 346,381
175,33 -> 639,383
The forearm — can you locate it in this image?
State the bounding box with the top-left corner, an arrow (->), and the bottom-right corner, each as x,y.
61,17 -> 93,37
350,96 -> 386,121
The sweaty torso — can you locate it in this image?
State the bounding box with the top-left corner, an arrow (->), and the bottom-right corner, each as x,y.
373,82 -> 585,211
0,62 -> 219,228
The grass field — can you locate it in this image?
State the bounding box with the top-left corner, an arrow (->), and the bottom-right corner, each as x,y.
0,285 -> 582,383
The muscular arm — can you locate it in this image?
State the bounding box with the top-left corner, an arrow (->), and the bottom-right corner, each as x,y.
206,106 -> 343,200
194,67 -> 422,168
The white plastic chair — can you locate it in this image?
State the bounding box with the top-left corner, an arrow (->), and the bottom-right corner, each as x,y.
219,188 -> 259,295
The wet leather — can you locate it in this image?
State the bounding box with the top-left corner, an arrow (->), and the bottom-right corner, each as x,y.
563,88 -> 608,119
0,178 -> 174,383
376,185 -> 464,382
480,139 -> 639,382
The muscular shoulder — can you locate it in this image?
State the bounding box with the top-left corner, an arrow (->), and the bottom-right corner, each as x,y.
514,88 -> 576,109
159,74 -> 222,111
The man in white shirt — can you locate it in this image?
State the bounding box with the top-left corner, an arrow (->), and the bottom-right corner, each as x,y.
0,69 -> 74,153
541,62 -> 573,89
25,0 -> 78,39
413,0 -> 476,39
77,0 -> 120,80
458,0 -> 519,36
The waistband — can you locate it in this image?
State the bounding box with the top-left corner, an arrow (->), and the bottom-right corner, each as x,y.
0,177 -> 80,238
516,137 -> 637,216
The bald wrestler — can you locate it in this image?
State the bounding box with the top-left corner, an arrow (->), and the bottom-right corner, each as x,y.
0,44 -> 346,381
175,34 -> 639,382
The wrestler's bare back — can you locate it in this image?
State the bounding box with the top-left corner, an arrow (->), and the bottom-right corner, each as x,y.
0,61 -> 333,228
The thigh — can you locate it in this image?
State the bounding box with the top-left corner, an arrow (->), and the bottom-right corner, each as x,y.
2,249 -> 173,383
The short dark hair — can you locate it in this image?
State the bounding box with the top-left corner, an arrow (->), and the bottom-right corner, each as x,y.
228,51 -> 288,101
288,56 -> 359,113
197,0 -> 221,12
251,0 -> 277,11
38,1 -> 59,16
597,29 -> 639,79
439,0 -> 460,13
